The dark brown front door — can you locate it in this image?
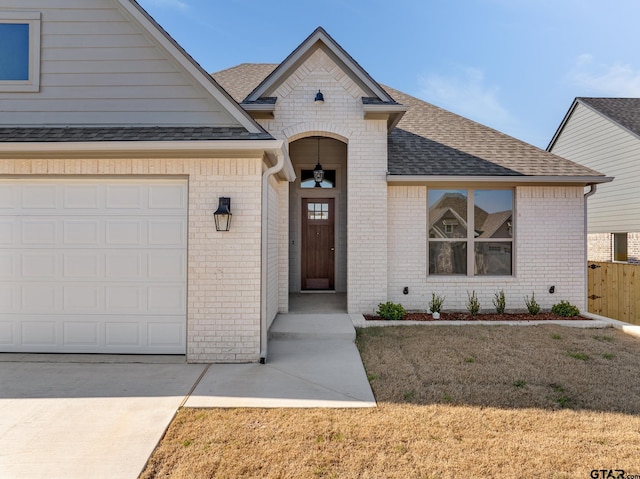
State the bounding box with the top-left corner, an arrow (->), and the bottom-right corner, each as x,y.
301,198 -> 335,290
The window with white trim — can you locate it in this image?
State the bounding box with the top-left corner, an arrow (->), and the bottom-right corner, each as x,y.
0,11 -> 41,92
428,189 -> 513,276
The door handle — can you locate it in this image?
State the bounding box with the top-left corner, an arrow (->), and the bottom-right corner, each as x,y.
330,247 -> 335,251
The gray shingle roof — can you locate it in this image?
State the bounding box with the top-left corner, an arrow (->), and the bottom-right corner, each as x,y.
0,126 -> 272,142
212,64 -> 605,178
386,87 -> 602,177
578,97 -> 640,137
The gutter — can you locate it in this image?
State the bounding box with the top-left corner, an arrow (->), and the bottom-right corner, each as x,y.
386,174 -> 614,185
583,184 -> 598,312
260,142 -> 291,364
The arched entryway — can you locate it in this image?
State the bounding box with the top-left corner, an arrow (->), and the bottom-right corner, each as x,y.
288,136 -> 347,298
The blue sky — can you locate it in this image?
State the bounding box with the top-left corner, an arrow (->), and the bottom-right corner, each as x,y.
138,0 -> 640,149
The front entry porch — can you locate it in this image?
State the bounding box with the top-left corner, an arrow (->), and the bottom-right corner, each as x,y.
289,292 -> 347,313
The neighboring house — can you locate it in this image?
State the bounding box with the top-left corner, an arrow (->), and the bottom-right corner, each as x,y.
548,98 -> 640,263
0,0 -> 610,363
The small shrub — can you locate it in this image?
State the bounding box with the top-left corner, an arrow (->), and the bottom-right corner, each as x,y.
428,293 -> 445,313
466,290 -> 480,315
376,301 -> 406,321
493,290 -> 506,314
551,300 -> 580,317
524,292 -> 540,315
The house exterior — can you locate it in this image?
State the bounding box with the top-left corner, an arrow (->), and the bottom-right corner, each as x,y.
548,98 -> 640,263
0,0 -> 610,363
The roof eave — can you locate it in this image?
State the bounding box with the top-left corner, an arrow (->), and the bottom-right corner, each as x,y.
363,104 -> 408,132
386,174 -> 614,186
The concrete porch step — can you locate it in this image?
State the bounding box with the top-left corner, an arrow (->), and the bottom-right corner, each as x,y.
268,313 -> 356,341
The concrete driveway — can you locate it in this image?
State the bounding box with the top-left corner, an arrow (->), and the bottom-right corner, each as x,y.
0,356 -> 206,479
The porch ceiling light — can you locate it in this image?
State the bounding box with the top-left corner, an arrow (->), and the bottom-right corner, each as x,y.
214,197 -> 232,231
313,137 -> 324,187
314,89 -> 324,104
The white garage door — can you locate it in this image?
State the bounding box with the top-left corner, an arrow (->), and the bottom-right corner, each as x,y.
0,179 -> 187,354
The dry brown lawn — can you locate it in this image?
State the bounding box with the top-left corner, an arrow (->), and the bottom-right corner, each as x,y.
141,325 -> 640,478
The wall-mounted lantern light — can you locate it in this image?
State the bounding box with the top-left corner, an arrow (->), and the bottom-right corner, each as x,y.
314,89 -> 324,104
313,137 -> 324,187
214,197 -> 232,231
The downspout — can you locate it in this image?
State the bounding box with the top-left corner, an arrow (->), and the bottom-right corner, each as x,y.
583,184 -> 597,310
260,147 -> 286,364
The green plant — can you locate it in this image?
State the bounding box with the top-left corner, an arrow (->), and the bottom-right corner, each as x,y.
428,293 -> 445,314
551,300 -> 580,317
524,292 -> 540,315
376,301 -> 406,321
493,290 -> 506,314
466,290 -> 480,315
512,380 -> 527,388
464,357 -> 475,363
567,351 -> 590,361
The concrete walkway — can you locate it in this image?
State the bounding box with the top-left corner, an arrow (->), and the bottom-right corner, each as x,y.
185,312 -> 376,408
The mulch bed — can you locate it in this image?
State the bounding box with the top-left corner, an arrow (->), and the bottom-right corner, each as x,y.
364,312 -> 590,321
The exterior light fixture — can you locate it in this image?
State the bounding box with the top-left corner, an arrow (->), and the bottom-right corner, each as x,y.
314,89 -> 324,104
213,197 -> 232,231
313,137 -> 324,187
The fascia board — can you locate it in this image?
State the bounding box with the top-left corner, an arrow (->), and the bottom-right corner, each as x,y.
387,175 -> 614,186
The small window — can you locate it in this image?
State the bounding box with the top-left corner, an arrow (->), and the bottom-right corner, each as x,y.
613,233 -> 628,262
0,11 -> 40,92
300,169 -> 336,188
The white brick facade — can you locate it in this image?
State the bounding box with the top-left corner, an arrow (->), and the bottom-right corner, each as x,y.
0,155 -> 271,363
257,48 -> 389,313
387,185 -> 587,313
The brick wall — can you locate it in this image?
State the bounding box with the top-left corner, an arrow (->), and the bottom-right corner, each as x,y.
587,233 -> 611,262
0,156 -> 265,363
386,185 -> 587,313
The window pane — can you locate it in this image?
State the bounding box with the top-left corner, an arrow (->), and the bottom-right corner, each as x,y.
0,24 -> 29,81
475,242 -> 512,275
307,203 -> 329,220
429,190 -> 467,238
613,233 -> 628,262
429,242 -> 467,275
300,170 -> 336,188
475,190 -> 513,238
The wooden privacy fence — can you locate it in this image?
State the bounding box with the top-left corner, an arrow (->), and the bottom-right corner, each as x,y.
588,261 -> 640,326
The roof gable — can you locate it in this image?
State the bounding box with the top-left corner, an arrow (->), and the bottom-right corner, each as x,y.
244,27 -> 394,104
549,97 -> 640,150
115,0 -> 263,133
0,0 -> 264,134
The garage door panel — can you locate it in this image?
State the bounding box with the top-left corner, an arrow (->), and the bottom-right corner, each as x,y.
148,220 -> 185,246
106,185 -> 142,209
63,184 -> 100,209
148,252 -> 185,280
0,220 -> 15,244
106,286 -> 144,312
0,179 -> 187,354
63,321 -> 99,347
0,321 -> 13,344
22,285 -> 58,311
149,184 -> 187,209
22,321 -> 56,346
22,220 -> 57,245
22,185 -> 57,209
63,220 -> 100,245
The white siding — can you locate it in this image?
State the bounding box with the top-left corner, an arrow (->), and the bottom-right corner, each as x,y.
0,0 -> 241,127
550,103 -> 640,233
